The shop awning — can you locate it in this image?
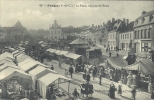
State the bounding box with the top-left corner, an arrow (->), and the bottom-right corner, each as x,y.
0,67 -> 31,81
64,53 -> 81,60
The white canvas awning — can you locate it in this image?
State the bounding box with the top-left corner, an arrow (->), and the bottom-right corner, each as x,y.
29,66 -> 57,90
0,67 -> 31,81
0,63 -> 20,72
17,54 -> 30,63
65,53 -> 81,60
38,73 -> 70,98
18,58 -> 34,66
19,60 -> 38,72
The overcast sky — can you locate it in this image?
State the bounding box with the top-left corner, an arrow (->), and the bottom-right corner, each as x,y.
0,0 -> 154,30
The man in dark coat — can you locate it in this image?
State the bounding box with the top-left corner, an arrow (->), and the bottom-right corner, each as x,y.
92,66 -> 97,80
69,65 -> 74,78
86,73 -> 91,82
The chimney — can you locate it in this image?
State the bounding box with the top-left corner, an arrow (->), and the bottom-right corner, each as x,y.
123,18 -> 125,23
125,19 -> 129,26
112,18 -> 115,23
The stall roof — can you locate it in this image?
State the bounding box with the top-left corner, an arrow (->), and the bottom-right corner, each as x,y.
124,59 -> 154,75
0,67 -> 31,81
16,54 -> 30,63
106,56 -> 128,69
65,53 -> 81,60
19,60 -> 38,72
0,52 -> 14,60
29,66 -> 57,77
58,51 -> 69,55
18,58 -> 34,66
29,66 -> 46,76
0,59 -> 16,66
38,73 -> 70,86
0,63 -> 19,72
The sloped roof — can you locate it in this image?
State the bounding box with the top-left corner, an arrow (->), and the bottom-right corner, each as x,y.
69,38 -> 88,45
0,67 -> 31,81
107,56 -> 128,69
120,21 -> 134,33
13,21 -> 24,28
137,10 -> 154,19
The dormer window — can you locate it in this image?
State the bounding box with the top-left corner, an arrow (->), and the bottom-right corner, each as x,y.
149,15 -> 153,22
141,17 -> 145,23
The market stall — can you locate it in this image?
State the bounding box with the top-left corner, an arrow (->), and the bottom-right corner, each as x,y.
123,58 -> 154,91
29,66 -> 57,90
64,53 -> 82,65
0,67 -> 32,90
37,73 -> 71,99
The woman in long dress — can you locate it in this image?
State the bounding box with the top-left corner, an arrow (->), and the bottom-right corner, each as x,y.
108,83 -> 116,99
132,74 -> 137,87
127,74 -> 133,87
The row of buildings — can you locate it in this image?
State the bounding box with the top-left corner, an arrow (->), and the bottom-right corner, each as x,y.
107,10 -> 154,53
81,10 -> 154,54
